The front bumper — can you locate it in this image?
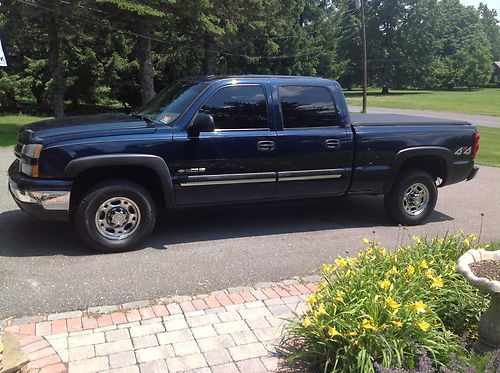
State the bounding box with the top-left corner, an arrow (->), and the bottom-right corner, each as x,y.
8,160 -> 72,221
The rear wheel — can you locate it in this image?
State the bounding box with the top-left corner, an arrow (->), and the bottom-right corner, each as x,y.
75,180 -> 156,253
384,170 -> 437,226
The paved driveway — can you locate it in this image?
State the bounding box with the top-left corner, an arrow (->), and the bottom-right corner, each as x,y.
1,147 -> 499,319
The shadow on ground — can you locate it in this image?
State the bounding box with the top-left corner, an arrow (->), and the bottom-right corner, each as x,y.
0,195 -> 453,257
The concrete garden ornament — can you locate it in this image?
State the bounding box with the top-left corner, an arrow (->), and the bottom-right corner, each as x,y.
456,249 -> 500,353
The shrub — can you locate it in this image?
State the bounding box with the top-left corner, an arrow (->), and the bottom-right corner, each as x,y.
281,233 -> 490,372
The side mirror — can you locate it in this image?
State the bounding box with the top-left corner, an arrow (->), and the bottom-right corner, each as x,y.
188,113 -> 215,136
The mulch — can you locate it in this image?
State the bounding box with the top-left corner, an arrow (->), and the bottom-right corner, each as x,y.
469,260 -> 500,281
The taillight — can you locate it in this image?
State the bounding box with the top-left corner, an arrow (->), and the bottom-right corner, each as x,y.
473,130 -> 480,159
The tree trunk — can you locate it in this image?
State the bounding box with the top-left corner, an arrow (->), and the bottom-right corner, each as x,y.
46,12 -> 65,119
136,21 -> 155,105
203,34 -> 215,75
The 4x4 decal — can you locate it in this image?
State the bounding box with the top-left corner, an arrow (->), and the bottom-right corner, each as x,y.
454,146 -> 472,156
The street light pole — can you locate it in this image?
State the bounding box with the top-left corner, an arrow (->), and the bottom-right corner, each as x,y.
360,0 -> 368,113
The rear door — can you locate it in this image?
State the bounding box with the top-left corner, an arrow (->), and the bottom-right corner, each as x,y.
274,84 -> 352,198
171,84 -> 278,205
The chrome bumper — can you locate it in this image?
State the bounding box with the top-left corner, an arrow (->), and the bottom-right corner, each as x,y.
9,178 -> 71,211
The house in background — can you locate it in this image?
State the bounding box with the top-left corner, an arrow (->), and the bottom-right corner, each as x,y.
492,61 -> 500,84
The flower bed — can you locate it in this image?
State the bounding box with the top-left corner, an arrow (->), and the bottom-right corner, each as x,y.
281,234 -> 496,372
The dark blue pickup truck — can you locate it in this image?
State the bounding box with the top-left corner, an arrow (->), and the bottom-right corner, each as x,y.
8,75 -> 479,252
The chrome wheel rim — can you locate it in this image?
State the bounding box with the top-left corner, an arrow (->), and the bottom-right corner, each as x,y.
95,197 -> 141,240
402,183 -> 429,216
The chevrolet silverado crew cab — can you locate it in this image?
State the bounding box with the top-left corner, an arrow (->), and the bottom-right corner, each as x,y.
8,75 -> 480,253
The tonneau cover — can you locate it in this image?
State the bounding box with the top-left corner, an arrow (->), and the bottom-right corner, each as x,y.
350,113 -> 470,126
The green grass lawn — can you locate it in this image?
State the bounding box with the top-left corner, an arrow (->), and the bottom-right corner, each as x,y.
476,126 -> 500,167
344,88 -> 500,116
0,114 -> 51,147
1,115 -> 499,167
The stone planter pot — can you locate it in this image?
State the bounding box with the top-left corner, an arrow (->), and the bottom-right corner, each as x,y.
456,249 -> 500,353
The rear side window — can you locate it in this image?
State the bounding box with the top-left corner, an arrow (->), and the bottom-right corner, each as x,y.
199,85 -> 269,130
278,85 -> 338,128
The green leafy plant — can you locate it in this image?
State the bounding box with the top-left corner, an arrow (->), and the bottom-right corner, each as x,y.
281,233 -> 490,372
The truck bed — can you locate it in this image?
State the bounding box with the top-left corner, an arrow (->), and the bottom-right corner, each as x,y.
350,113 -> 470,126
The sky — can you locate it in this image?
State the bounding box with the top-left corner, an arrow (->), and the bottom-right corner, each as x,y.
460,0 -> 500,12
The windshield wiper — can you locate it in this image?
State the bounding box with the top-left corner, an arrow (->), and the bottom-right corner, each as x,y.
131,112 -> 154,126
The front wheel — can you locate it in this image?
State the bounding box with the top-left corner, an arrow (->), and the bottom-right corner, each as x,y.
75,180 -> 156,253
384,170 -> 437,226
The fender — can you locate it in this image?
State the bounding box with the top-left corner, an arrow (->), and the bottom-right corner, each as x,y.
64,154 -> 174,208
383,146 -> 453,193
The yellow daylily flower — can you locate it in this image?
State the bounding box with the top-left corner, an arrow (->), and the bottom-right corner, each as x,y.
315,304 -> 328,317
411,300 -> 428,314
335,292 -> 344,302
379,248 -> 387,255
363,238 -> 370,244
361,319 -> 377,331
335,257 -> 348,268
431,276 -> 444,289
307,294 -> 317,306
426,269 -> 435,279
463,238 -> 470,246
387,266 -> 398,276
379,280 -> 391,290
405,265 -> 415,277
418,320 -> 431,331
348,331 -> 358,336
412,236 -> 421,244
386,296 -> 401,310
302,316 -> 312,328
322,264 -> 333,273
327,326 -> 341,338
419,260 -> 428,269
391,321 -> 403,328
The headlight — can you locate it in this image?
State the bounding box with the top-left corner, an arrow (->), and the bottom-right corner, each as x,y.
22,144 -> 43,158
20,144 -> 43,177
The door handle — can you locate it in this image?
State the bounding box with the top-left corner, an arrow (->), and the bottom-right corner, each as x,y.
325,139 -> 341,149
257,140 -> 275,152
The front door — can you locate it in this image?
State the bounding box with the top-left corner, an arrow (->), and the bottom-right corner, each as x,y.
274,84 -> 353,198
171,84 -> 277,205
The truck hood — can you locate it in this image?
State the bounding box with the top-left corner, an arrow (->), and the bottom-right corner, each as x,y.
18,113 -> 156,144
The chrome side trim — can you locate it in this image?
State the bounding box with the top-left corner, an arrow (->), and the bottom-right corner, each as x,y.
279,174 -> 342,182
278,169 -> 343,182
179,172 -> 276,187
9,179 -> 71,211
180,178 -> 276,187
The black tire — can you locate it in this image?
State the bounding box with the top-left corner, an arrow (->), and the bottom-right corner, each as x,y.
384,170 -> 437,226
75,179 -> 156,253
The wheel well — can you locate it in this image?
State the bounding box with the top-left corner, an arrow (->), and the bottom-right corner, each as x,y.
398,156 -> 448,183
70,166 -> 167,211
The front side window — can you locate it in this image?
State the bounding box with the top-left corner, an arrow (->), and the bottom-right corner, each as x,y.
199,85 -> 269,130
279,85 -> 338,128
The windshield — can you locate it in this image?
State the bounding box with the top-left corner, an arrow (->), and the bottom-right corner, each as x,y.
135,81 -> 208,126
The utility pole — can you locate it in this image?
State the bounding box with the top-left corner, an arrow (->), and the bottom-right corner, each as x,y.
360,0 -> 368,113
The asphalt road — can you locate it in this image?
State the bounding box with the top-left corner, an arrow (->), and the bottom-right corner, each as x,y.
1,147 -> 499,319
349,106 -> 500,128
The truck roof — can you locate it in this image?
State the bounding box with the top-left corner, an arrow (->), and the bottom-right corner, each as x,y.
184,75 -> 333,84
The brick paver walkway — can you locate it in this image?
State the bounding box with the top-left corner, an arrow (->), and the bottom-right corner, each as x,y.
2,277 -> 319,373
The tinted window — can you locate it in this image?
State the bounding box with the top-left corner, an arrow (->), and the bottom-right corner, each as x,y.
279,86 -> 338,128
200,86 -> 269,130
